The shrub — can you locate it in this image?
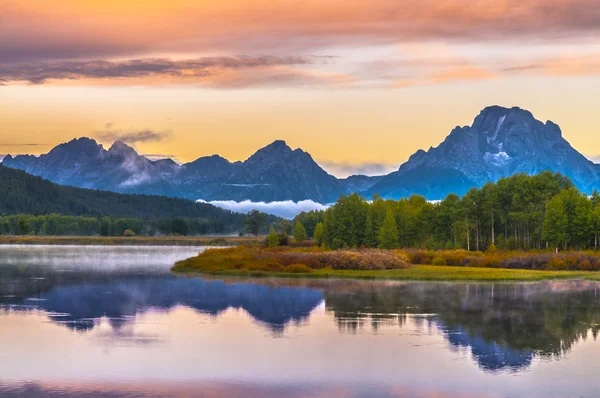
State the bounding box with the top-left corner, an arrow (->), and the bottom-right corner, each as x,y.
546,256 -> 567,270
431,256 -> 447,266
285,264 -> 313,273
266,226 -> 279,247
277,233 -> 289,246
123,229 -> 136,236
404,249 -> 434,264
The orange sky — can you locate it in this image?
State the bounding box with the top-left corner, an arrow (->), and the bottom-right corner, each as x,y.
1,0 -> 600,176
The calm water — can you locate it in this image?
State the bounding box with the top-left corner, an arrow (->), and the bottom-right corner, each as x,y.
1,246 -> 600,397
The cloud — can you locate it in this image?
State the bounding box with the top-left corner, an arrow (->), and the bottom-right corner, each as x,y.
391,52 -> 600,88
3,1 -> 600,63
318,160 -> 398,178
0,155 -> 5,162
96,129 -> 171,144
0,143 -> 45,147
143,153 -> 179,162
0,56 -> 354,88
197,199 -> 330,219
585,154 -> 600,164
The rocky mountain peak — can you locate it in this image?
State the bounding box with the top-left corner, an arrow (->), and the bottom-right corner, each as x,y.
369,105 -> 599,199
50,137 -> 104,156
259,140 -> 291,154
108,141 -> 137,156
244,140 -> 293,165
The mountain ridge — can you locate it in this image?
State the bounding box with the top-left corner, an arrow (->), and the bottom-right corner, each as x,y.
4,105 -> 600,202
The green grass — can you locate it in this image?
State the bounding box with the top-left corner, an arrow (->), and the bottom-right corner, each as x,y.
174,264 -> 600,281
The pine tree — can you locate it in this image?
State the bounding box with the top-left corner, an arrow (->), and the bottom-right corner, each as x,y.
364,213 -> 378,248
378,209 -> 399,249
542,196 -> 568,251
314,222 -> 324,246
294,221 -> 307,243
266,225 -> 279,247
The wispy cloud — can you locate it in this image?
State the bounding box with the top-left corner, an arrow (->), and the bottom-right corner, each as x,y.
318,160 -> 398,178
96,129 -> 171,144
143,153 -> 177,160
0,143 -> 45,147
0,56 -> 354,88
585,154 -> 600,164
389,52 -> 600,88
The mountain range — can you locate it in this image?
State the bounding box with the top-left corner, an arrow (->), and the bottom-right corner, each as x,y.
3,105 -> 600,202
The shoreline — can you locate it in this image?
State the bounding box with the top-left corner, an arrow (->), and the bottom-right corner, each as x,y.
173,264 -> 600,282
172,246 -> 600,282
0,235 -> 261,246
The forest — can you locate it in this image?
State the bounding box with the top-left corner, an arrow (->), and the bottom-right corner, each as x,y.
293,171 -> 600,252
0,214 -> 243,236
0,164 -> 249,234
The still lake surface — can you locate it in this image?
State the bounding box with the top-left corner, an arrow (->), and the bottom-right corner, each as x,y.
1,245 -> 600,397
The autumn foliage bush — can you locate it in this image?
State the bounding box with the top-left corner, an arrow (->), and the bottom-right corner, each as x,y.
173,245 -> 600,275
173,245 -> 410,274
402,249 -> 600,271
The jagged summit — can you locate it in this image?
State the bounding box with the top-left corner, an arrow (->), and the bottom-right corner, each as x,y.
108,140 -> 139,157
368,105 -> 598,199
3,106 -> 600,202
1,138 -> 344,202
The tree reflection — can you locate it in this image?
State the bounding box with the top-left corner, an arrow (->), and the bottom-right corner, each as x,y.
323,281 -> 600,371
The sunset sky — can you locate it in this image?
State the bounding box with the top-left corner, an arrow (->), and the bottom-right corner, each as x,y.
1,0 -> 600,177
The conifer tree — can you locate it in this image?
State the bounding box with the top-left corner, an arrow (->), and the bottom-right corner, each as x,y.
543,196 -> 568,251
294,221 -> 307,243
314,222 -> 324,246
378,209 -> 399,249
266,225 -> 279,247
364,213 -> 378,248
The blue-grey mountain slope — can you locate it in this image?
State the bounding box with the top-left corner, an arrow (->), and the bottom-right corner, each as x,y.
367,106 -> 600,199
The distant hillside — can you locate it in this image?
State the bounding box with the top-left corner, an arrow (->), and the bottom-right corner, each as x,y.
0,165 -> 245,227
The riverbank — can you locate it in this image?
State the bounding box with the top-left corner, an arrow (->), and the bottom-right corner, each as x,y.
172,246 -> 600,281
0,235 -> 261,246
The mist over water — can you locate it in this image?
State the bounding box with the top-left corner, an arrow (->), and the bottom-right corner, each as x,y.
1,246 -> 600,397
0,245 -> 205,272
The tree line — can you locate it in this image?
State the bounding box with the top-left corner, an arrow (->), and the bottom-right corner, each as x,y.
0,214 -> 236,236
290,172 -> 600,251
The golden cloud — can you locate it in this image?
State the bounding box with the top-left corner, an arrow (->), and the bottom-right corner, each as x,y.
2,0 -> 599,61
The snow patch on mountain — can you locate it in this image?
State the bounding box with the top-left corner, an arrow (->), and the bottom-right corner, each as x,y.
486,114 -> 506,144
484,151 -> 511,167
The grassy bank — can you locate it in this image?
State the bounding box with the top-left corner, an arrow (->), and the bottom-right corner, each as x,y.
0,235 -> 262,246
172,246 -> 600,281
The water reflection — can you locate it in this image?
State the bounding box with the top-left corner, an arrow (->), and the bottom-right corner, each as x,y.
2,246 -> 600,397
323,281 -> 600,371
0,268 -> 323,333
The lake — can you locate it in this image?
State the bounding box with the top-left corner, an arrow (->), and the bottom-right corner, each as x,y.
1,245 -> 599,397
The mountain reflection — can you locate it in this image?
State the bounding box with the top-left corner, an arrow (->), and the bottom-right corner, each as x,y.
0,264 -> 323,333
2,259 -> 600,372
323,281 -> 600,371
